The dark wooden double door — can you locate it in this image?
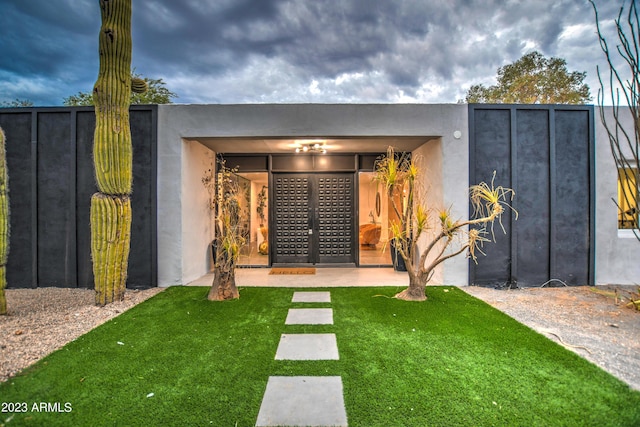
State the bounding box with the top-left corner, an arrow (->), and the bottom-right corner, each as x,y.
272,173 -> 355,265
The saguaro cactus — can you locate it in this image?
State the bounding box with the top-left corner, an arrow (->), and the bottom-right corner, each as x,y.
91,0 -> 136,305
0,127 -> 8,314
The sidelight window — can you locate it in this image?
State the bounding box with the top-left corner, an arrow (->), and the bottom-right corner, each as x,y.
358,172 -> 392,265
235,172 -> 269,266
617,166 -> 639,230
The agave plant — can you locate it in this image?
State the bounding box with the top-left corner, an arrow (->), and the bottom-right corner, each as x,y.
373,147 -> 516,301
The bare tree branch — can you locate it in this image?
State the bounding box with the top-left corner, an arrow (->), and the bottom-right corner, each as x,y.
591,0 -> 640,240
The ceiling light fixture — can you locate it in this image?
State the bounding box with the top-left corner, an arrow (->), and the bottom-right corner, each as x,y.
295,141 -> 327,154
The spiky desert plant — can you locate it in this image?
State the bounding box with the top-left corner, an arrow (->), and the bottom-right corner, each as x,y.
0,127 -> 9,315
91,0 -> 145,306
373,147 -> 516,301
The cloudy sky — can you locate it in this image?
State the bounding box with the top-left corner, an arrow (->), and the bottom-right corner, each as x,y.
0,0 -> 629,106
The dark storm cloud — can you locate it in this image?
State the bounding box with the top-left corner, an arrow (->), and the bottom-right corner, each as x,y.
0,0 -> 98,104
132,1 -> 284,75
132,1 -> 400,78
0,1 -> 96,74
0,0 -> 629,105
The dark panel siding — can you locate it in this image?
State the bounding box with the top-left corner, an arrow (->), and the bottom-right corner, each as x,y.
0,113 -> 35,287
128,109 -> 156,288
470,109 -> 512,286
221,155 -> 268,171
515,109 -> 550,286
554,110 -> 591,285
37,113 -> 74,287
76,111 -> 96,288
0,107 -> 157,289
271,154 -> 357,172
469,105 -> 593,287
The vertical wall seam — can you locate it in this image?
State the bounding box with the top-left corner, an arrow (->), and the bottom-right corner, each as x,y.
267,155 -> 274,267
354,156 -> 360,267
467,105 -> 476,286
30,112 -> 38,288
549,108 -> 557,282
69,111 -> 78,287
150,106 -> 158,286
509,107 -> 518,286
588,107 -> 596,286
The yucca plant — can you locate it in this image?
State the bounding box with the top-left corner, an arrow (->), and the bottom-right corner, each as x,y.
202,159 -> 245,300
373,146 -> 516,301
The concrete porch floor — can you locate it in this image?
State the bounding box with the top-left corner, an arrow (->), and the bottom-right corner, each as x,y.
185,267 -> 412,287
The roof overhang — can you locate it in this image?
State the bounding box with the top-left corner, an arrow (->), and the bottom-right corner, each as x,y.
189,136 -> 438,154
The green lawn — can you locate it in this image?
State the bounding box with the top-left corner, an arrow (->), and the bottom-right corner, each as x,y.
1,286 -> 639,426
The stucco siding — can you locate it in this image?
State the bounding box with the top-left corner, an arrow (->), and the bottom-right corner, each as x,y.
595,106 -> 640,285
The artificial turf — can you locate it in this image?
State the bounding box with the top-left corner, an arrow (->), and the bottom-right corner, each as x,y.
1,286 -> 639,426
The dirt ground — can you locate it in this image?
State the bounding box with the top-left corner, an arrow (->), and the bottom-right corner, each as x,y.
463,284 -> 640,391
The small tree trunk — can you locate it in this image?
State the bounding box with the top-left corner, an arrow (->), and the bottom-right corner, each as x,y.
208,264 -> 239,301
395,269 -> 427,301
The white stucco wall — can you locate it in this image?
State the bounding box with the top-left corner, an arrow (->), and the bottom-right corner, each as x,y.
156,106 -> 183,286
441,116 -> 470,285
412,128 -> 470,286
156,104 -> 470,286
413,139 -> 445,285
181,140 -> 215,284
594,107 -> 640,285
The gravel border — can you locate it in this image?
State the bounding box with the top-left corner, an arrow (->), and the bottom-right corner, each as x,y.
1,285 -> 638,392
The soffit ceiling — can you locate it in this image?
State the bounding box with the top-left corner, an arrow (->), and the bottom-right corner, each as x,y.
190,136 -> 438,154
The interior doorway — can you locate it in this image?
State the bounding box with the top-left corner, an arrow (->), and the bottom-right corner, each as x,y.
271,173 -> 355,265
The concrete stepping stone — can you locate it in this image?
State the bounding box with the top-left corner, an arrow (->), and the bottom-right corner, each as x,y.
292,291 -> 331,303
255,376 -> 348,427
275,333 -> 339,360
286,308 -> 333,325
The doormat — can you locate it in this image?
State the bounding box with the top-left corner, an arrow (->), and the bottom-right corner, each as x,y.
269,268 -> 316,275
